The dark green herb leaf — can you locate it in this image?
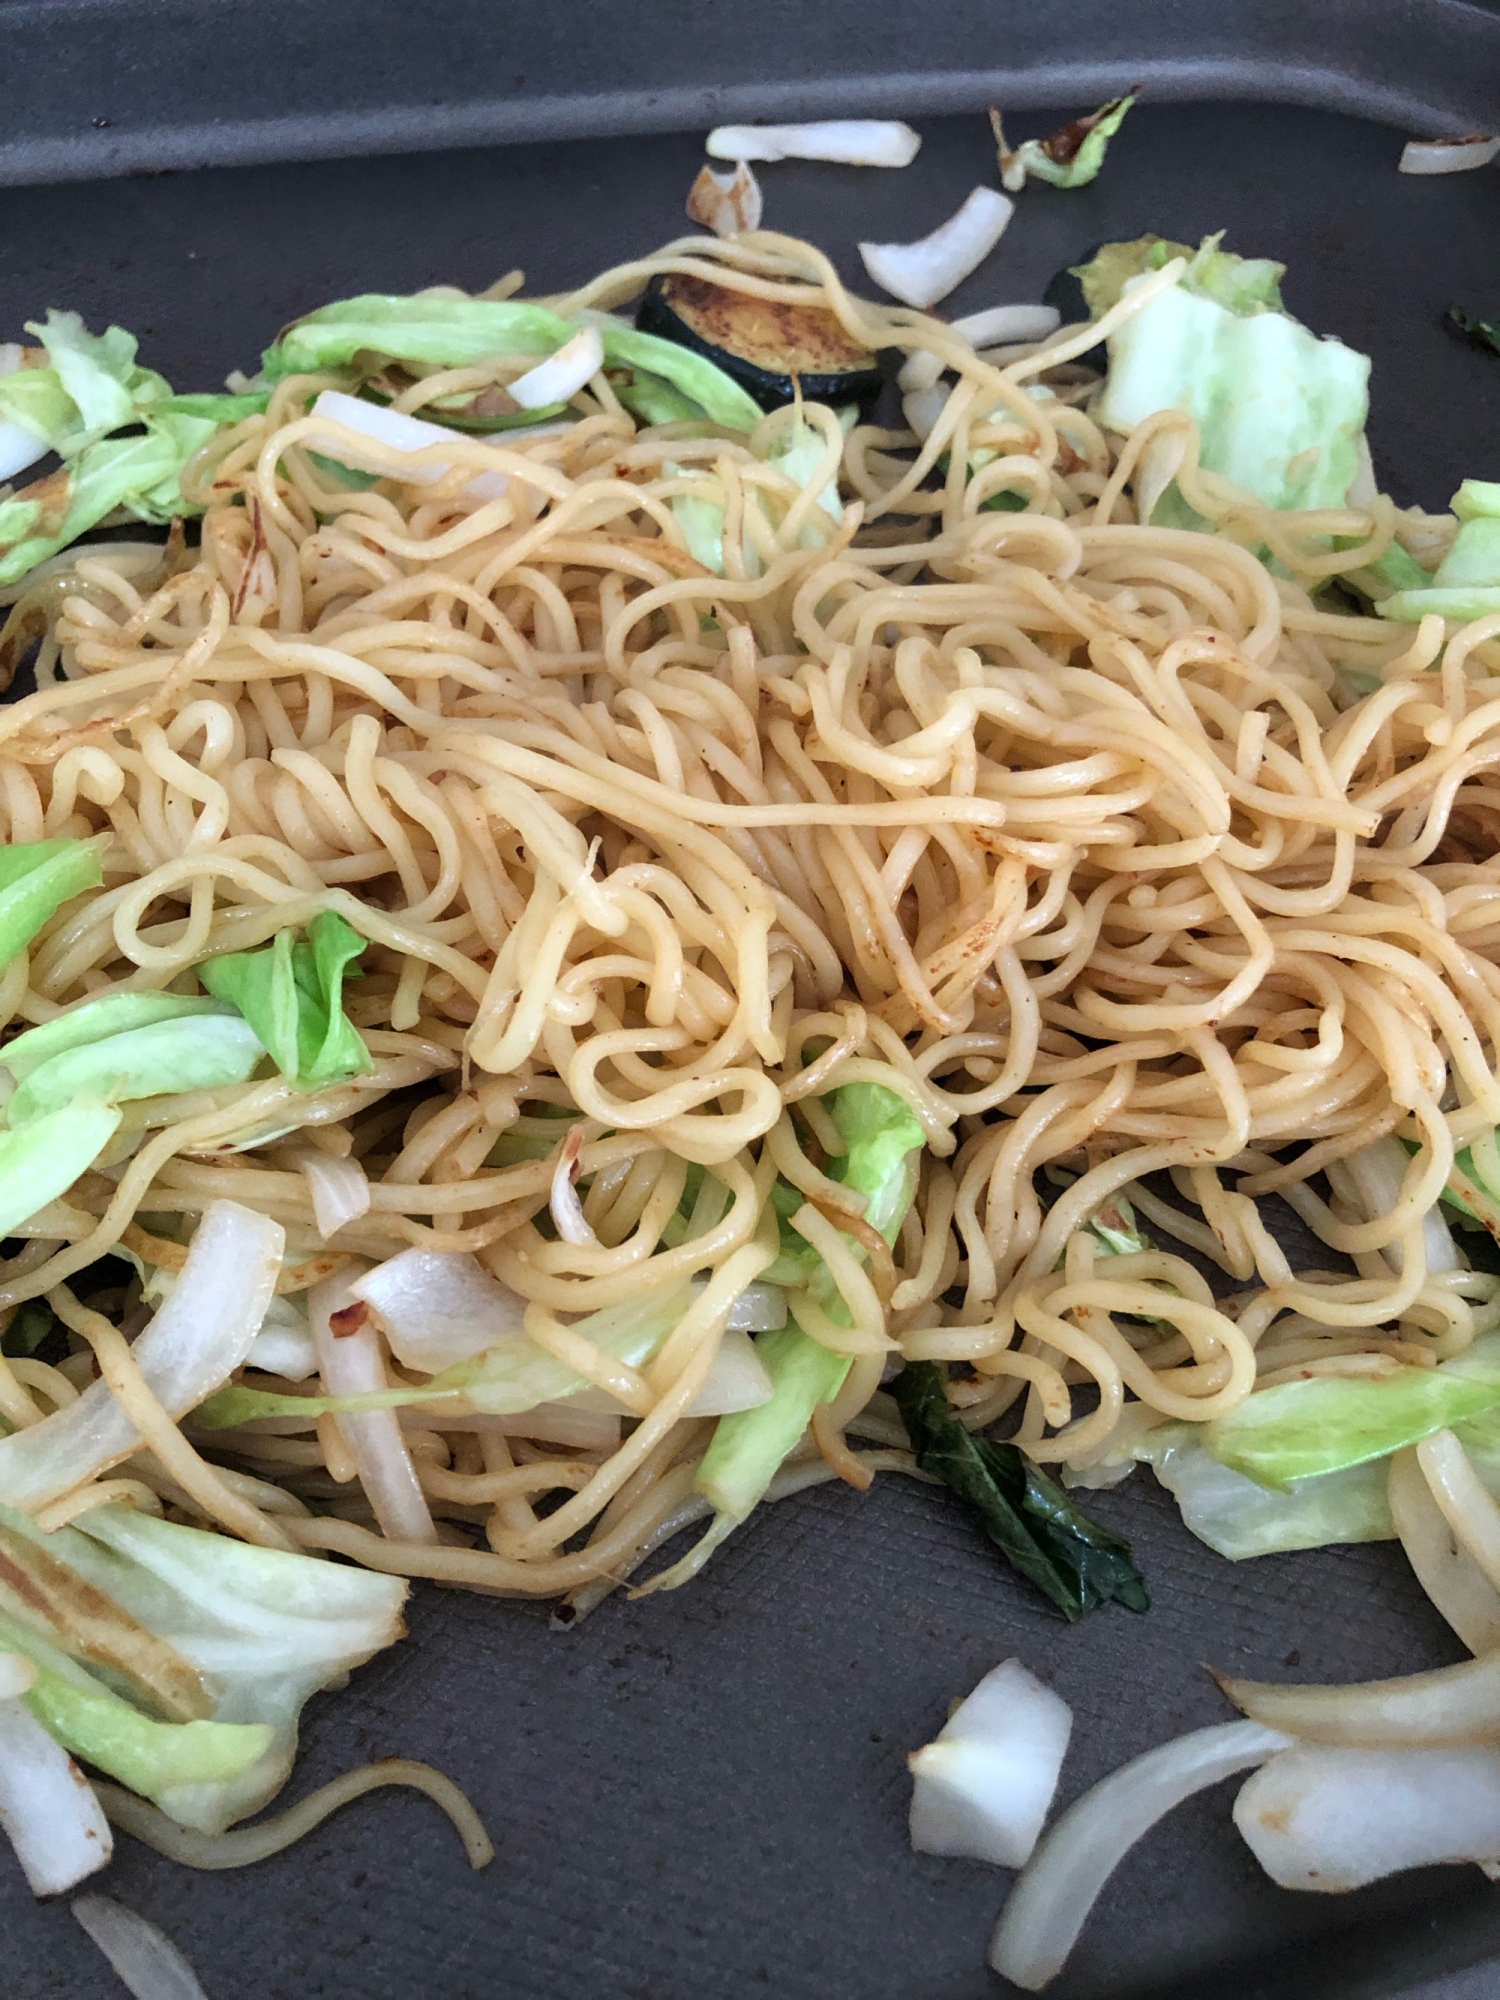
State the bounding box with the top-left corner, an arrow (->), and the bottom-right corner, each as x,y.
1447,307 -> 1500,359
892,1360 -> 1150,1621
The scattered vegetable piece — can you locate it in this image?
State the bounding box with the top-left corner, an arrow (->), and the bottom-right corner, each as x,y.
859,188 -> 1015,309
1217,1648 -> 1500,1747
0,1102 -> 123,1241
1448,304 -> 1500,359
1400,135 -> 1500,175
72,1895 -> 212,2000
892,1362 -> 1149,1621
1234,1742 -> 1500,1890
1381,473 -> 1500,621
909,1658 -> 1073,1867
0,838 -> 103,968
992,93 -> 1137,192
686,161 -> 764,237
0,1676 -> 113,1896
505,324 -> 604,409
706,121 -> 921,167
198,911 -> 373,1089
1204,1369 -> 1500,1489
990,1720 -> 1292,1990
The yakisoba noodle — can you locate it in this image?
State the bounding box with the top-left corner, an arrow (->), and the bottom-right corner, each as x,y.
0,229 -> 1496,1613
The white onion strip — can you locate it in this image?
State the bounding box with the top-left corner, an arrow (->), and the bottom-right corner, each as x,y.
1218,1648 -> 1500,1745
310,1269 -> 438,1545
72,1895 -> 210,2000
0,422 -> 49,484
989,1720 -> 1291,1990
707,120 -> 920,167
296,1148 -> 371,1241
860,188 -> 1014,309
0,1692 -> 113,1896
0,1199 -> 282,1511
1400,135 -> 1500,174
909,1659 -> 1072,1868
348,1248 -> 527,1373
306,391 -> 511,500
687,162 -> 763,237
549,1125 -> 596,1246
507,325 -> 604,410
1388,1446 -> 1500,1653
1235,1743 -> 1500,1891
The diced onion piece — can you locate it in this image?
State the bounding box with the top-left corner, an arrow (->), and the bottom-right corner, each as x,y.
0,422 -> 48,484
549,1125 -> 596,1246
707,120 -> 920,167
687,162 -> 764,237
909,1658 -> 1072,1867
989,1720 -> 1291,1991
507,325 -> 604,410
953,303 -> 1061,348
310,1269 -> 437,1546
1388,1446 -> 1500,1653
725,1281 -> 787,1333
72,1894 -> 209,2000
902,383 -> 951,443
0,1695 -> 112,1896
348,1248 -> 527,1373
860,188 -> 1015,309
1234,1743 -> 1500,1891
0,1199 -> 283,1510
295,1148 -> 371,1242
1400,135 -> 1500,175
1218,1649 -> 1500,1746
682,1325 -> 773,1417
306,391 -> 510,500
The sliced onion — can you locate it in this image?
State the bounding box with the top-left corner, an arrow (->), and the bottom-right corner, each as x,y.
954,302 -> 1060,348
682,1325 -> 773,1417
707,120 -> 920,167
507,325 -> 604,410
1388,1446 -> 1500,1653
310,1269 -> 437,1545
0,345 -> 22,376
244,1296 -> 319,1383
72,1894 -> 208,2000
549,1125 -> 596,1246
687,162 -> 763,237
1234,1743 -> 1500,1891
295,1148 -> 371,1241
860,188 -> 1014,309
724,1281 -> 787,1333
306,391 -> 510,500
1218,1650 -> 1500,1746
0,1694 -> 112,1896
909,1658 -> 1072,1868
902,382 -> 951,444
348,1248 -> 527,1373
0,423 -> 48,484
1339,1135 -> 1461,1275
0,1199 -> 283,1511
1400,135 -> 1500,175
989,1719 -> 1291,1990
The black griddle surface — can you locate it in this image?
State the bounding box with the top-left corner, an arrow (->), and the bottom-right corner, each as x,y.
4,98 -> 1500,2000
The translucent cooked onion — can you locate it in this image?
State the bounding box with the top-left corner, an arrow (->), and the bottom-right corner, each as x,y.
306,391 -> 511,499
909,1658 -> 1072,1868
682,1325 -> 773,1417
1400,135 -> 1500,174
0,422 -> 49,485
860,189 -> 1014,308
1234,1743 -> 1500,1890
310,1269 -> 437,1546
1218,1650 -> 1500,1746
0,1199 -> 283,1510
508,326 -> 604,410
549,1126 -> 596,1245
72,1894 -> 209,2000
295,1149 -> 371,1241
706,120 -> 920,167
0,1691 -> 113,1896
990,1720 -> 1291,1990
348,1248 -> 528,1373
686,162 -> 763,237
